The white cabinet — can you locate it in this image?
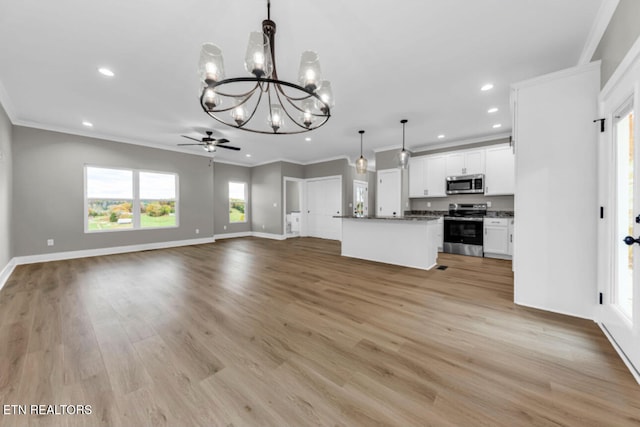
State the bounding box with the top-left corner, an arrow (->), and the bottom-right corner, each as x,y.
483,217 -> 510,258
408,156 -> 426,198
408,155 -> 446,198
485,144 -> 515,195
445,149 -> 485,176
377,168 -> 401,216
424,155 -> 446,197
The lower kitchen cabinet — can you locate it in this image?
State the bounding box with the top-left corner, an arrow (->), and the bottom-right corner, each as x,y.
483,217 -> 510,259
436,217 -> 444,252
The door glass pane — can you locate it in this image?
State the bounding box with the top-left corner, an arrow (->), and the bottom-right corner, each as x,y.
616,107 -> 634,319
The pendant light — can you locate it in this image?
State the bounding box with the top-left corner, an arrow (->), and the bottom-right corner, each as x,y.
398,119 -> 410,169
355,130 -> 368,174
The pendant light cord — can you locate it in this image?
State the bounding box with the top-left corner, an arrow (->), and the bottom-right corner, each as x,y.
401,119 -> 407,151
359,130 -> 365,156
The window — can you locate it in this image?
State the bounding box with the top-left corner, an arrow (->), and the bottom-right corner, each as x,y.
229,182 -> 247,223
85,166 -> 178,232
140,171 -> 177,229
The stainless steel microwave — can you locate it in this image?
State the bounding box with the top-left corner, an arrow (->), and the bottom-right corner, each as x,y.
446,174 -> 484,195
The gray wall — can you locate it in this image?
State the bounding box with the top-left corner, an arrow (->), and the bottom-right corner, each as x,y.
213,162 -> 251,235
592,0 -> 640,88
0,102 -> 12,270
251,162 -> 283,235
12,126 -> 215,256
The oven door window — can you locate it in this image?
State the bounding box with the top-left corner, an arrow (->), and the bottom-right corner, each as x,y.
444,220 -> 483,245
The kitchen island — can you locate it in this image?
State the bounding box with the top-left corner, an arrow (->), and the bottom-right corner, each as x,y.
337,216 -> 440,270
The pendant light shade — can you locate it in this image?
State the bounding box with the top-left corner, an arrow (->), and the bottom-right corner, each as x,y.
355,130 -> 368,174
398,119 -> 410,169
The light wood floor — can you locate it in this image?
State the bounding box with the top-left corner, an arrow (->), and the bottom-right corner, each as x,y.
1,237 -> 639,426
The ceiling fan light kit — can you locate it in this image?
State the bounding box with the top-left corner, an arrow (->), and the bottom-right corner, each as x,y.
198,0 -> 334,135
178,131 -> 241,152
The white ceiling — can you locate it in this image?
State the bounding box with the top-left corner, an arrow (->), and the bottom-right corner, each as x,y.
0,0 -> 604,166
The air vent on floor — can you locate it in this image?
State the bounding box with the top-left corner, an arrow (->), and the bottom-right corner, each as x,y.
436,265 -> 448,270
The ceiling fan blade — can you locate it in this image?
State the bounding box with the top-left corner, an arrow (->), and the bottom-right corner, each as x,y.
177,143 -> 204,146
216,145 -> 241,151
215,138 -> 230,144
181,135 -> 202,142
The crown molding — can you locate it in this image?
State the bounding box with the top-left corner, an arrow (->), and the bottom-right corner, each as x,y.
512,61 -> 600,90
578,0 -> 620,65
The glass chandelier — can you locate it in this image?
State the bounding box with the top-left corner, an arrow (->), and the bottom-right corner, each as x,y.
355,130 -> 368,174
198,1 -> 334,134
398,119 -> 410,169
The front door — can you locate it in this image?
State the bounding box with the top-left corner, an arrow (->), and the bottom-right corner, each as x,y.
601,87 -> 640,378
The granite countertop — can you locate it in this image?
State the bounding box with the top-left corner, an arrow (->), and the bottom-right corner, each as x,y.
405,210 -> 514,218
335,215 -> 440,221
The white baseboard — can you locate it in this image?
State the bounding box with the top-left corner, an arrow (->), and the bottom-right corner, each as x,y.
12,237 -> 216,266
0,258 -> 17,291
513,300 -> 593,321
251,232 -> 286,240
214,232 -> 253,240
598,322 -> 640,386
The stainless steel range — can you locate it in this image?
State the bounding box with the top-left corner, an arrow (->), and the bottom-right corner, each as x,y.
443,203 -> 487,257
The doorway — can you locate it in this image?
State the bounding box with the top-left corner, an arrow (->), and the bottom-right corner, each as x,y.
353,180 -> 368,217
598,59 -> 640,382
283,177 -> 303,238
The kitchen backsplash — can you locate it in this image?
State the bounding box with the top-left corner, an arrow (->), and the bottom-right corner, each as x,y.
410,194 -> 514,211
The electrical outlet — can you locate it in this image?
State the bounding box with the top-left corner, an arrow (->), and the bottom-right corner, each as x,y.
47,239 -> 54,246
195,228 -> 200,234
487,201 -> 492,208
262,224 -> 265,230
273,202 -> 277,207
427,202 -> 431,208
223,225 -> 227,230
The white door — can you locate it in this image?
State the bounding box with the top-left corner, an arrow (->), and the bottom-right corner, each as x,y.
485,145 -> 515,195
600,77 -> 640,376
353,180 -> 368,216
305,177 -> 342,240
377,169 -> 401,216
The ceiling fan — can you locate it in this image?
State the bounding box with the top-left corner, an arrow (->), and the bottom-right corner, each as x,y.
178,131 -> 240,152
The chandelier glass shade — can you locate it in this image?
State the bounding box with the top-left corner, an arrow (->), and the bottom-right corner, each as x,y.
398,119 -> 411,169
355,130 -> 368,174
198,1 -> 333,134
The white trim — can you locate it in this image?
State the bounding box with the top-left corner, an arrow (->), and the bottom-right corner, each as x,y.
399,133 -> 512,154
305,174 -> 342,183
514,301 -> 593,321
251,155 -> 352,168
601,34 -> 640,100
214,231 -> 252,240
512,61 -> 601,90
0,258 -> 17,292
12,237 -> 215,265
251,232 -> 286,240
578,0 -> 620,65
598,322 -> 640,385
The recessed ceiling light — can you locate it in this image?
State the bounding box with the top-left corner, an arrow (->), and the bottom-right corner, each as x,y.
488,107 -> 498,113
246,154 -> 251,157
492,123 -> 502,129
437,134 -> 445,139
481,83 -> 494,91
305,137 -> 311,142
98,67 -> 115,77
82,121 -> 93,127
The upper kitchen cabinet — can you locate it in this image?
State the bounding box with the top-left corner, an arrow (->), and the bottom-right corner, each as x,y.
484,144 -> 515,195
445,149 -> 485,176
409,155 -> 446,198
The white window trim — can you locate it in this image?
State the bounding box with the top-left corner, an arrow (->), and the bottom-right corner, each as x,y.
84,165 -> 179,233
229,181 -> 248,224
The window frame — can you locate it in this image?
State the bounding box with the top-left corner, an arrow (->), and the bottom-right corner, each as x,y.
84,165 -> 179,233
228,181 -> 248,224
